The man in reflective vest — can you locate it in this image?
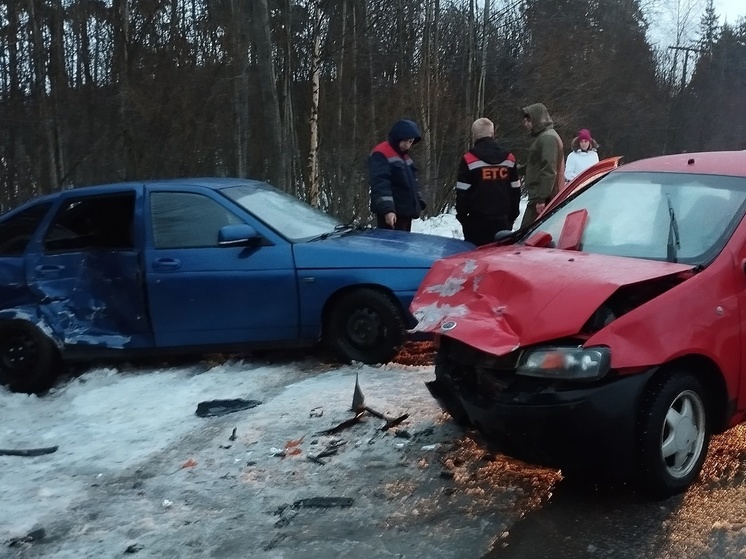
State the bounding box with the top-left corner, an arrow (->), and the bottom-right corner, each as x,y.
456,117 -> 521,245
369,119 -> 426,231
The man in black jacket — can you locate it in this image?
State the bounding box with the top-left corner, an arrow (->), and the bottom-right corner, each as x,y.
456,117 -> 521,245
369,119 -> 426,231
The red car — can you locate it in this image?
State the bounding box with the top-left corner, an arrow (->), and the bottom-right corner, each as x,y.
411,150 -> 746,497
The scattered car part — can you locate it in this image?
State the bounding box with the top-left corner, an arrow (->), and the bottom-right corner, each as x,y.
195,399 -> 261,417
0,446 -> 58,457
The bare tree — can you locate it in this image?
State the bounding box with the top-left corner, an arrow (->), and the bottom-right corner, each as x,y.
249,0 -> 286,189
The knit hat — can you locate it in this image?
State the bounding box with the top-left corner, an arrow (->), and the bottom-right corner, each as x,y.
578,128 -> 593,142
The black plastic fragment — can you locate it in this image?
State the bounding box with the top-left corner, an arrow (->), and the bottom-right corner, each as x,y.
292,497 -> 354,509
382,413 -> 409,431
0,446 -> 58,457
317,412 -> 364,434
195,399 -> 261,417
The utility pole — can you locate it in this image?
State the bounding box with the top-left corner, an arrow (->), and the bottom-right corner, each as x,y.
668,45 -> 703,91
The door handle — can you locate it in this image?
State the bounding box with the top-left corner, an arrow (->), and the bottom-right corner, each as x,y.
152,258 -> 181,271
34,264 -> 65,276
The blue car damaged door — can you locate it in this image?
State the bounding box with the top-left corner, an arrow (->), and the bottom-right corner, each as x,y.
25,189 -> 152,348
143,189 -> 298,347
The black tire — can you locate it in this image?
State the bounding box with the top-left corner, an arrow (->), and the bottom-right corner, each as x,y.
324,288 -> 405,364
637,370 -> 710,498
0,321 -> 59,394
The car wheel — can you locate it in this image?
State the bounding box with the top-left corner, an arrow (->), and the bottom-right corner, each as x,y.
637,370 -> 710,498
324,288 -> 405,364
0,321 -> 59,394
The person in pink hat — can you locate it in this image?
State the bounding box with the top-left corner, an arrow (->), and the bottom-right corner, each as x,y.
564,128 -> 599,182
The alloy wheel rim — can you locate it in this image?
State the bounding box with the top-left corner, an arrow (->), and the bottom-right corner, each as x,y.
660,389 -> 706,479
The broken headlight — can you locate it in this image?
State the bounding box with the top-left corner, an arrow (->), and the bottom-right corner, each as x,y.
516,346 -> 611,381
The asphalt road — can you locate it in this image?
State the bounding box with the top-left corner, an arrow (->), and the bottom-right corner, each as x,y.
486,425 -> 746,559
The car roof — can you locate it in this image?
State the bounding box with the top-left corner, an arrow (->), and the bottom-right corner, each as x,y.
619,150 -> 746,177
1,178 -> 274,218
72,177 -> 269,193
13,178 -> 269,205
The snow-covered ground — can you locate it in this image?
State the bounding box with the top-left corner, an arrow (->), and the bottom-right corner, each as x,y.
1,211 -> 560,558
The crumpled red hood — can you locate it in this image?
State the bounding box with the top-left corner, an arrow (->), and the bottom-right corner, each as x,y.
410,246 -> 693,356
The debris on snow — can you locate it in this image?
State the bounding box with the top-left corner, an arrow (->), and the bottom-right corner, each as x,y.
6,528 -> 46,547
194,398 -> 261,417
317,412 -> 365,435
0,446 -> 58,457
292,497 -> 354,509
351,372 -> 365,412
284,438 -> 303,456
381,413 -> 409,431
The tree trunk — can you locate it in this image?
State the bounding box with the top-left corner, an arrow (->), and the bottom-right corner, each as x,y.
3,0 -> 21,206
308,2 -> 323,207
334,0 -> 348,216
229,0 -> 249,177
112,0 -> 136,179
27,0 -> 56,192
48,0 -> 68,186
476,0 -> 490,117
249,0 -> 285,189
282,0 -> 302,197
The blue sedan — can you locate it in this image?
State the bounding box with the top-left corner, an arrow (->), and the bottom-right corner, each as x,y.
0,179 -> 471,394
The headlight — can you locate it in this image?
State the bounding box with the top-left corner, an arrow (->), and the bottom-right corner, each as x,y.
517,346 -> 611,381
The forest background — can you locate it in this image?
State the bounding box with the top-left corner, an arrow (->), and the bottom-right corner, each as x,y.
1,0 -> 744,221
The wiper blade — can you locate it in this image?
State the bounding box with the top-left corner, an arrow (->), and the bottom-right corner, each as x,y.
311,223 -> 366,242
666,193 -> 680,263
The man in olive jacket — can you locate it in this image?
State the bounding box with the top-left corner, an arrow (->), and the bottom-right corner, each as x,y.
520,103 -> 565,228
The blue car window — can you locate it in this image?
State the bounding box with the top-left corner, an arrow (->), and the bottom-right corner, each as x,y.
150,192 -> 244,249
0,202 -> 53,256
43,194 -> 135,252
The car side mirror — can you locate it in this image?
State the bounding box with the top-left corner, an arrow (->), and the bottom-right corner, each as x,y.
218,224 -> 261,247
742,258 -> 746,275
493,230 -> 514,243
557,209 -> 588,251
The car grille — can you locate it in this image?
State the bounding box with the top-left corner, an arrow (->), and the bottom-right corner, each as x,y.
438,337 -> 523,400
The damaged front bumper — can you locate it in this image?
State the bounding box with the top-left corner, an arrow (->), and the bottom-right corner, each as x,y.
428,354 -> 655,477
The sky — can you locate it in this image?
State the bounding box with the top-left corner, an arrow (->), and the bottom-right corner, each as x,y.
651,0 -> 746,46
716,0 -> 746,24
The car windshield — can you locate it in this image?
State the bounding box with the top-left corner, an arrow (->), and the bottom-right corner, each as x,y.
526,171 -> 746,264
221,183 -> 341,242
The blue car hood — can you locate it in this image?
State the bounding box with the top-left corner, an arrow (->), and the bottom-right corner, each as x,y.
293,229 -> 473,269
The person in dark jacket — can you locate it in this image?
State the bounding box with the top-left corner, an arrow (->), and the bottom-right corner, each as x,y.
456,117 -> 521,246
369,119 -> 426,231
